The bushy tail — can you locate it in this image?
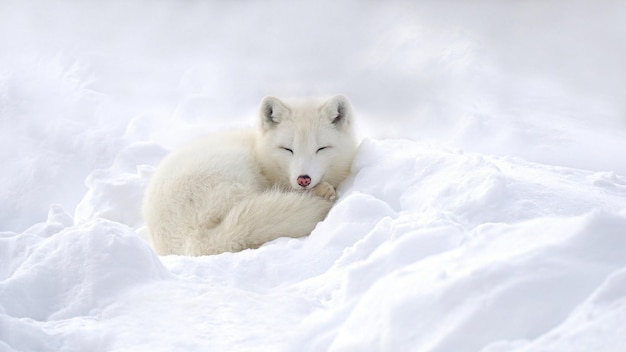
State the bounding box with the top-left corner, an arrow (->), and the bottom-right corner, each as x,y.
185,190 -> 334,256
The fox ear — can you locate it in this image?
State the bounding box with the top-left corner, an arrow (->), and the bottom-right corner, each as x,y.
322,95 -> 352,130
260,96 -> 289,131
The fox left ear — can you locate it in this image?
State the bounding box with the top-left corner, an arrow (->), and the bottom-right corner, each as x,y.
322,95 -> 352,130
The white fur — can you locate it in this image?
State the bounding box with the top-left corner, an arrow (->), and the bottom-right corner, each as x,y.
143,95 -> 358,256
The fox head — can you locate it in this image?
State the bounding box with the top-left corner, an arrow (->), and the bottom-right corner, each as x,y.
255,95 -> 358,191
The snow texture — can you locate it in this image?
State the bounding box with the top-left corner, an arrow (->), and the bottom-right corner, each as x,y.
2,1 -> 626,351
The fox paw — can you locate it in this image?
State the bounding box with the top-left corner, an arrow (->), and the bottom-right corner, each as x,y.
312,182 -> 337,201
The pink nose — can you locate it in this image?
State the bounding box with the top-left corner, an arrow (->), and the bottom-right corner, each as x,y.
297,175 -> 311,187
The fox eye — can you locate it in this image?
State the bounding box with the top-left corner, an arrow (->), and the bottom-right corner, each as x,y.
280,147 -> 293,154
316,146 -> 331,153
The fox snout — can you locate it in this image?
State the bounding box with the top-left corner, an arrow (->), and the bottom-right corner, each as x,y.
297,175 -> 311,188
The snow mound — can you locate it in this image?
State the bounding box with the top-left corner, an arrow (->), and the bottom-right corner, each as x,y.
1,217 -> 167,321
2,138 -> 626,352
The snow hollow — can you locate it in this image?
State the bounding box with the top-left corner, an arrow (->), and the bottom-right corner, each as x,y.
1,1 -> 626,351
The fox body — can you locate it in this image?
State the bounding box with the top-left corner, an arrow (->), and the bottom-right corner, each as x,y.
143,95 -> 358,256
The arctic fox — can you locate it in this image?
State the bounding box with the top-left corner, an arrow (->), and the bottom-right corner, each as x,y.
143,95 -> 358,256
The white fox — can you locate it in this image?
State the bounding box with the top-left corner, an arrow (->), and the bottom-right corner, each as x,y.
143,95 -> 358,256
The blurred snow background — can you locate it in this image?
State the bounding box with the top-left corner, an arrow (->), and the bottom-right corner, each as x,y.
1,0 -> 625,232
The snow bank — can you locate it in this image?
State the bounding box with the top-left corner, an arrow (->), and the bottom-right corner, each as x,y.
2,137 -> 626,351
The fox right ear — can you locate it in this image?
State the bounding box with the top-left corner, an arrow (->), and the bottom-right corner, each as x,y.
260,96 -> 289,131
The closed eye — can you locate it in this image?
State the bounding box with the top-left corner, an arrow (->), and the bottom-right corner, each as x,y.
316,146 -> 331,153
280,147 -> 293,154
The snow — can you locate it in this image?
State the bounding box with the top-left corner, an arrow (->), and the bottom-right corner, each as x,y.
2,1 -> 626,351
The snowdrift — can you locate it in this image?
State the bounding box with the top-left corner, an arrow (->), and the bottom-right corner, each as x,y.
2,137 -> 625,352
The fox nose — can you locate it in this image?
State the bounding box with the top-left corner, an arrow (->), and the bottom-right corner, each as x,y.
297,175 -> 311,188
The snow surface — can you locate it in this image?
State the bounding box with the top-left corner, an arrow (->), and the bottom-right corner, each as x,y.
2,1 -> 626,351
